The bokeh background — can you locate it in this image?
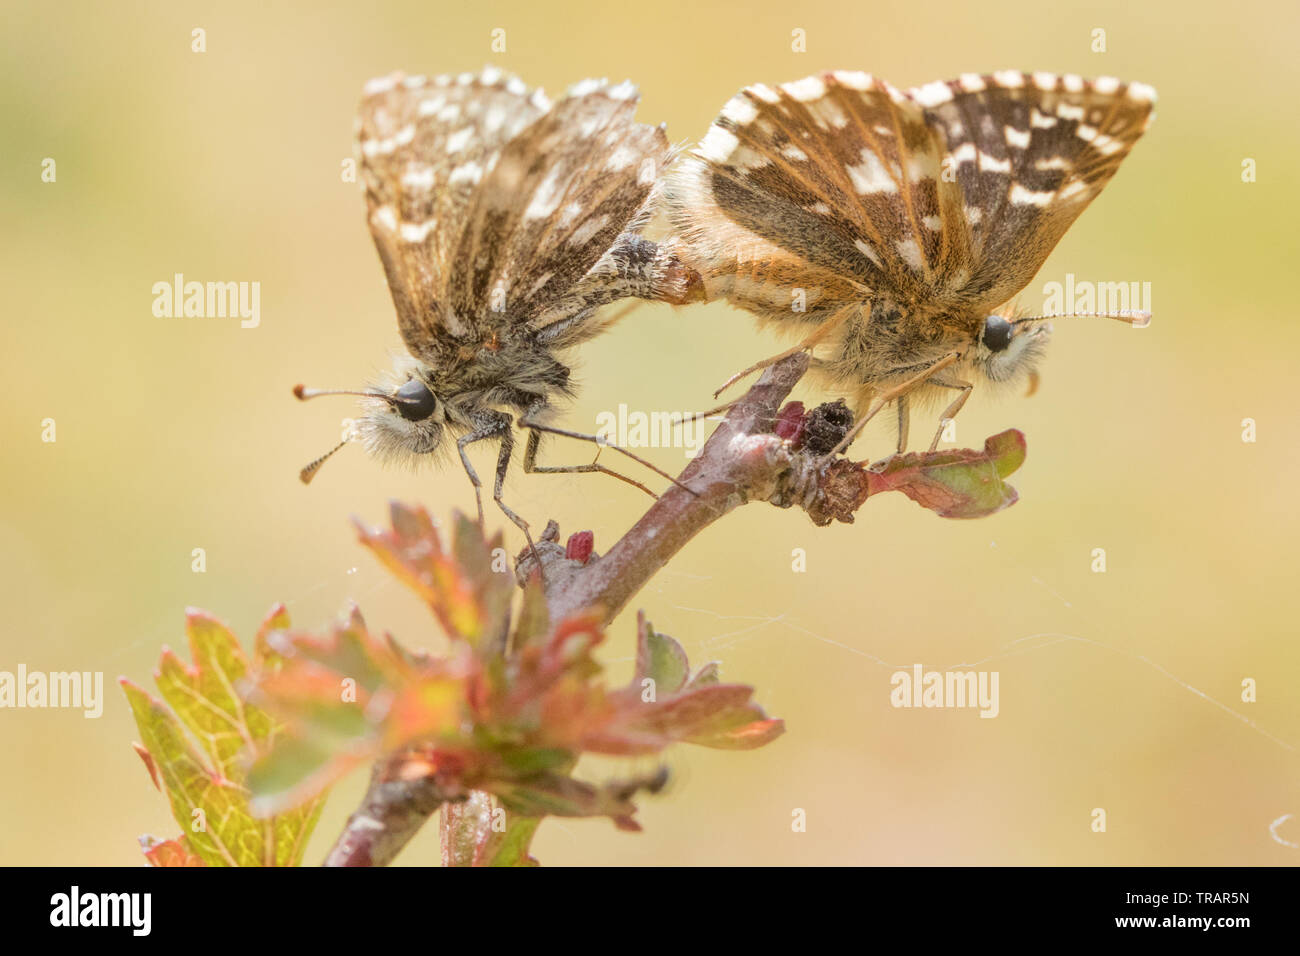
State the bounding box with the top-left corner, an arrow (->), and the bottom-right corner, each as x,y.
4,0 -> 1298,866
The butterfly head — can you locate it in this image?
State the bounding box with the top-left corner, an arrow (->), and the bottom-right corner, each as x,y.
969,312 -> 1052,391
293,362 -> 452,482
356,371 -> 450,464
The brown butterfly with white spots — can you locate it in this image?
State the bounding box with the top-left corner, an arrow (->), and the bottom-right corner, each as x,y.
664,70 -> 1156,453
295,67 -> 695,537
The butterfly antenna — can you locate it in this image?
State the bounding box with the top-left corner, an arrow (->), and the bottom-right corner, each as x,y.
298,438 -> 350,485
293,384 -> 423,408
1014,309 -> 1151,328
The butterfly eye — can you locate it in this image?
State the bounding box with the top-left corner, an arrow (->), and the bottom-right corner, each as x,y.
980,315 -> 1014,353
393,378 -> 439,421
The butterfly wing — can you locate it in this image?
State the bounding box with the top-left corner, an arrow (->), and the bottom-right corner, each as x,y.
666,70 -> 1155,324
665,72 -> 980,323
447,79 -> 671,337
356,67 -> 550,362
910,72 -> 1156,309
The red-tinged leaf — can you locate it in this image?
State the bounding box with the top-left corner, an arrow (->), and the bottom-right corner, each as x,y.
595,678 -> 785,753
865,429 -> 1026,519
140,835 -> 206,867
133,743 -> 161,792
684,713 -> 786,750
625,683 -> 755,735
247,608 -> 466,814
635,613 -> 690,695
355,503 -> 510,647
384,677 -> 464,747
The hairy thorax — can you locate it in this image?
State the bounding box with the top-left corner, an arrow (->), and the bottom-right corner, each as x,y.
820,299 -> 977,398
427,331 -> 573,420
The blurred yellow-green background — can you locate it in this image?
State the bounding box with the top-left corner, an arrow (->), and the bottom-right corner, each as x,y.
4,0 -> 1298,866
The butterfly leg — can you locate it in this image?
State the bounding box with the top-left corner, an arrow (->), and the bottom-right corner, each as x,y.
713,310 -> 851,398
896,396 -> 910,454
831,352 -> 961,458
518,407 -> 696,497
456,414 -> 535,555
521,426 -> 658,499
925,376 -> 974,452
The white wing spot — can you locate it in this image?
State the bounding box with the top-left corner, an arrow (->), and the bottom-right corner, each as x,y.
722,96 -> 758,125
363,74 -> 399,96
524,166 -> 565,219
809,97 -> 849,130
1059,180 -> 1092,201
782,75 -> 827,102
1034,156 -> 1072,171
568,214 -> 610,248
401,166 -> 436,191
606,146 -> 637,171
568,77 -> 603,97
951,142 -> 977,165
1128,82 -> 1158,103
913,80 -> 954,107
400,219 -> 437,243
832,71 -> 873,91
608,80 -> 637,101
1010,183 -> 1055,206
854,239 -> 883,268
846,149 -> 899,193
977,151 -> 1012,174
894,238 -> 925,271
448,162 -> 483,186
698,125 -> 739,162
446,127 -> 474,154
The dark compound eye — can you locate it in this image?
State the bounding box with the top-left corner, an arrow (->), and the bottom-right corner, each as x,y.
393,377 -> 439,421
980,314 -> 1014,353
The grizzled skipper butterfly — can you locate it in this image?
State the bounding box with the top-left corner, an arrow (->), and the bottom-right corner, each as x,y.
296,66 -> 693,535
664,71 -> 1156,453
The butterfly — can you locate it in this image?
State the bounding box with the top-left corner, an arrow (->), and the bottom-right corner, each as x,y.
663,70 -> 1156,453
295,66 -> 694,535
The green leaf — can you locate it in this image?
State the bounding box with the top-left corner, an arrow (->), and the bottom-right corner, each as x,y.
121,606 -> 326,866
635,612 -> 690,695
